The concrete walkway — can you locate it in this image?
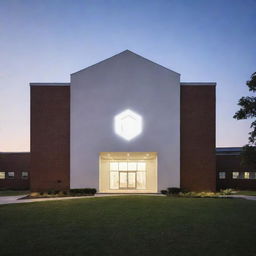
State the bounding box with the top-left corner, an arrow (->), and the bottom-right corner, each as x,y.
224,194 -> 256,201
0,193 -> 163,205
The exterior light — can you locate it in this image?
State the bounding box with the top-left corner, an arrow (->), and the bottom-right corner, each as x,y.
114,109 -> 143,141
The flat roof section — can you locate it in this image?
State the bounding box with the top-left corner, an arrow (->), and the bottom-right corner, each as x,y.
216,147 -> 242,155
180,82 -> 216,86
30,83 -> 70,86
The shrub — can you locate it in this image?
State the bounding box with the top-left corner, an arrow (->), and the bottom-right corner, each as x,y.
69,188 -> 97,196
220,188 -> 234,195
179,191 -> 221,198
161,190 -> 167,195
30,192 -> 40,197
167,187 -> 182,195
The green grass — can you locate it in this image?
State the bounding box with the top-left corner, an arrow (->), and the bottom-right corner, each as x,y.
0,190 -> 29,196
0,196 -> 256,256
234,190 -> 256,196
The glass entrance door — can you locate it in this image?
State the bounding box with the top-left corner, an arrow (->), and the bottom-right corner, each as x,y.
128,172 -> 136,189
119,172 -> 136,189
119,172 -> 128,188
109,161 -> 147,190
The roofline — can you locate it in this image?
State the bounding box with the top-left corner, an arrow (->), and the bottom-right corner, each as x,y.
71,50 -> 181,76
181,82 -> 216,86
216,147 -> 242,151
30,83 -> 70,86
216,147 -> 242,155
0,152 -> 30,154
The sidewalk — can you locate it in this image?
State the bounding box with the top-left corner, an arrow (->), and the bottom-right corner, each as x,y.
224,194 -> 256,201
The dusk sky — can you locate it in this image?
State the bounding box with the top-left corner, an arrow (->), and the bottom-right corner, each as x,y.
0,0 -> 255,151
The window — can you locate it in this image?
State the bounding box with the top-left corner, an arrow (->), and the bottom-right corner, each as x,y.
7,172 -> 15,179
137,162 -> 146,171
22,171 -> 28,179
128,162 -> 137,171
232,172 -> 239,179
109,160 -> 147,190
0,172 -> 5,179
137,171 -> 146,189
110,172 -> 119,189
219,172 -> 226,179
244,172 -> 250,179
110,162 -> 118,171
250,172 -> 256,179
119,162 -> 127,171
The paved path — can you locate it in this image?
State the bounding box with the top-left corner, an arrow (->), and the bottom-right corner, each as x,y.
224,194 -> 256,201
0,193 -> 163,205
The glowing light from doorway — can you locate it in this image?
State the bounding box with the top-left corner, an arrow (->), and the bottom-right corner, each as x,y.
114,109 -> 142,141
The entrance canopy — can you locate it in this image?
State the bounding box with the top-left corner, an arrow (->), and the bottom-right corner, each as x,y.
99,152 -> 157,193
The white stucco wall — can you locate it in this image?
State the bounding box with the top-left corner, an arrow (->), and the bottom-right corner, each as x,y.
70,50 -> 180,191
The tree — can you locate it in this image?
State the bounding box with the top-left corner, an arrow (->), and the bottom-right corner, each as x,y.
233,72 -> 256,167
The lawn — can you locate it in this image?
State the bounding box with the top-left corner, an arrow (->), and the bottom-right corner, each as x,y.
0,190 -> 29,196
0,196 -> 256,256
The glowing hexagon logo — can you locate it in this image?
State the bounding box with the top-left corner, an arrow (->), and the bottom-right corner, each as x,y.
114,109 -> 143,141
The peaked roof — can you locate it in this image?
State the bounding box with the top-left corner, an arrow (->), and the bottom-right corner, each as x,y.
71,50 -> 180,76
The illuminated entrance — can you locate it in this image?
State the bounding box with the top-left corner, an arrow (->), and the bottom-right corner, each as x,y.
99,152 -> 157,193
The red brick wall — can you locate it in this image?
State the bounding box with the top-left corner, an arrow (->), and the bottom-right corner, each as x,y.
0,153 -> 30,189
30,86 -> 70,191
180,85 -> 216,191
217,154 -> 256,190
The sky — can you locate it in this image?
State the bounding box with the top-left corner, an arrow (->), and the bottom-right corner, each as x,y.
0,0 -> 256,151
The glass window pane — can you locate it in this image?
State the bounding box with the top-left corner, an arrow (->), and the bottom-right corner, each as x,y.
119,172 -> 127,188
251,172 -> 256,179
7,172 -> 15,179
137,171 -> 146,189
137,162 -> 146,171
219,172 -> 225,179
110,162 -> 118,171
128,172 -> 136,188
110,172 -> 119,189
128,162 -> 137,171
22,171 -> 28,177
232,172 -> 239,179
244,172 -> 250,179
0,172 -> 5,179
119,162 -> 127,171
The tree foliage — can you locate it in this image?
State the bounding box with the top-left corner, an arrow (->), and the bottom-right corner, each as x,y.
234,72 -> 256,145
234,72 -> 256,167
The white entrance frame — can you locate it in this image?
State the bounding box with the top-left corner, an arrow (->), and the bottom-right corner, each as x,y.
99,152 -> 158,193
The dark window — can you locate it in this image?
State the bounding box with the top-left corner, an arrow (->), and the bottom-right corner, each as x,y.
21,171 -> 28,179
7,172 -> 15,179
219,172 -> 226,179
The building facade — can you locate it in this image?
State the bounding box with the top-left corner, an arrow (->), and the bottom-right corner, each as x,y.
216,148 -> 256,190
0,152 -> 30,190
1,51 -> 255,192
29,50 -> 216,192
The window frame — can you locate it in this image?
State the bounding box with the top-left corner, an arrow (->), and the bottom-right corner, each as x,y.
232,171 -> 239,179
7,171 -> 15,179
21,171 -> 29,179
0,171 -> 5,179
218,172 -> 226,179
